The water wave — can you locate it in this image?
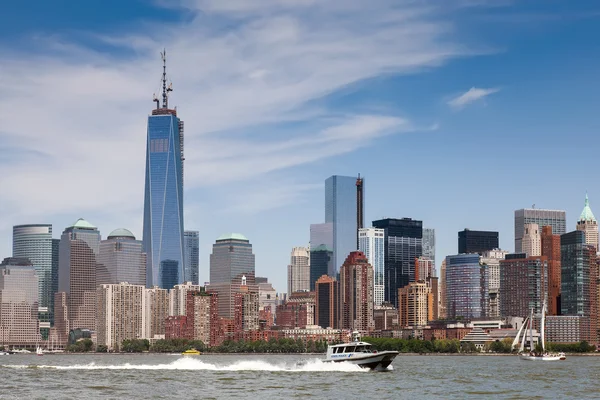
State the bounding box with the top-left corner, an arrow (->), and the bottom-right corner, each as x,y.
2,357 -> 366,372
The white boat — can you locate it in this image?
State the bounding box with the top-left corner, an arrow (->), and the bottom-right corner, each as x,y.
36,346 -> 44,356
0,351 -> 10,356
324,331 -> 398,371
516,304 -> 564,361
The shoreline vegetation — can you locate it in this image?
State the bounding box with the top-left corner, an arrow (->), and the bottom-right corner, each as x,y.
6,337 -> 590,356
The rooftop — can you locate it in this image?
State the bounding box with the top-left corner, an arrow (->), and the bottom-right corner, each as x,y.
311,244 -> 333,252
216,233 -> 249,242
107,228 -> 136,240
68,218 -> 97,230
579,193 -> 596,222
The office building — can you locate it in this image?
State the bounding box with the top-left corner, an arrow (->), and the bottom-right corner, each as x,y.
458,229 -> 499,255
315,275 -> 338,329
358,227 -> 385,306
258,280 -> 277,318
480,249 -> 508,318
515,208 -> 566,253
184,231 -> 200,285
577,194 -> 598,250
209,234 -> 255,284
372,218 -> 423,306
287,246 -> 310,295
234,279 -> 260,333
561,231 -> 597,344
142,286 -> 169,339
169,281 -> 203,316
422,228 -> 436,272
445,254 -> 488,319
521,224 -> 541,257
415,256 -> 434,282
0,258 -> 41,346
12,224 -> 54,331
309,245 -> 333,291
339,252 -> 374,332
97,229 -> 146,286
185,289 -> 219,347
325,175 -> 364,275
439,259 -> 447,319
541,226 -> 561,315
499,254 -> 548,318
142,52 -> 185,289
96,282 -> 145,351
58,218 -> 101,331
397,282 -> 432,327
208,274 -> 259,319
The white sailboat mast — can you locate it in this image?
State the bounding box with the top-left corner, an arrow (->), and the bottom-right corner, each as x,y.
528,308 -> 534,351
514,317 -> 528,351
541,303 -> 546,352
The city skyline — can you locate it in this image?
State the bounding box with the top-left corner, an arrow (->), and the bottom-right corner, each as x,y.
1,1 -> 600,293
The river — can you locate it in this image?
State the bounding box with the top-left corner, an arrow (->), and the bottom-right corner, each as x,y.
0,353 -> 597,399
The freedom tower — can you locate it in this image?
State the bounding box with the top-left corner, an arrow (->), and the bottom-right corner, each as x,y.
142,50 -> 185,289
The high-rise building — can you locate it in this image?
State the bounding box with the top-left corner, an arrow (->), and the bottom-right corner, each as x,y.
0,258 -> 41,346
97,229 -> 146,286
445,254 -> 488,319
515,208 -> 566,253
142,286 -> 169,339
58,218 -> 100,331
96,282 -> 144,351
287,246 -> 310,295
209,234 -> 255,284
51,238 -> 59,316
207,274 -> 259,319
415,256 -> 434,282
169,281 -> 202,316
521,223 -> 541,257
560,231 -> 598,345
315,275 -> 338,329
480,249 -> 508,318
309,245 -> 333,291
397,282 -> 431,327
577,194 -> 598,250
12,224 -> 54,332
339,252 -> 374,332
499,254 -> 548,318
258,280 -> 277,319
356,175 -> 364,249
439,259 -> 447,319
326,175 -> 364,275
185,289 -> 219,347
458,229 -> 499,255
358,228 -> 385,306
143,51 -> 185,290
541,226 -> 561,315
184,231 -> 200,285
372,218 -> 423,307
234,281 -> 260,334
422,228 -> 436,271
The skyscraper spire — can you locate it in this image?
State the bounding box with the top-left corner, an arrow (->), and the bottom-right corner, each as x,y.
579,192 -> 596,222
159,49 -> 173,109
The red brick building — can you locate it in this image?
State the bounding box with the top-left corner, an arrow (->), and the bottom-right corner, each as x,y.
165,315 -> 187,339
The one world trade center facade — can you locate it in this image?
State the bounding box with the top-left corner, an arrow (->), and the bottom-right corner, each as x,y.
142,50 -> 185,289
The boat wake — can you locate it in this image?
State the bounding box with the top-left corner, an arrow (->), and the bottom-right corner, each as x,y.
2,358 -> 367,372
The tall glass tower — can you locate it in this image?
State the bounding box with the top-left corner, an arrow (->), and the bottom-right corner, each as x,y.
325,175 -> 364,275
184,231 -> 200,285
143,50 -> 185,289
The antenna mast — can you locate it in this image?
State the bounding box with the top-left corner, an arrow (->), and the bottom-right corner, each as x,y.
160,49 -> 173,109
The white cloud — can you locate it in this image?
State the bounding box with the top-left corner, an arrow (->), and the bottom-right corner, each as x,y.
447,87 -> 500,109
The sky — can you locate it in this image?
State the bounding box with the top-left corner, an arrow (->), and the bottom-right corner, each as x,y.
1,0 -> 600,293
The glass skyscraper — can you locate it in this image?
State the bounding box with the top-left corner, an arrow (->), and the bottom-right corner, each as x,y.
184,231 -> 200,285
209,233 -> 255,284
359,228 -> 385,306
98,228 -> 147,286
13,224 -> 54,330
142,62 -> 185,289
422,228 -> 436,273
325,175 -> 363,275
445,254 -> 488,319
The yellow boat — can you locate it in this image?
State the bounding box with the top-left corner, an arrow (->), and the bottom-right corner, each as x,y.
181,349 -> 201,356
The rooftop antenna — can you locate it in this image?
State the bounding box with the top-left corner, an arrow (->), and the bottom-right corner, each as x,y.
152,93 -> 159,110
160,49 -> 173,109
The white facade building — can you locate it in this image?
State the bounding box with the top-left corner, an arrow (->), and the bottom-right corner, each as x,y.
287,246 -> 310,295
480,249 -> 508,318
521,223 -> 541,257
358,228 -> 385,306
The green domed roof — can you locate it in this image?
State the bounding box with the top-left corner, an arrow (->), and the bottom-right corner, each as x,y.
69,218 -> 96,230
107,228 -> 136,240
216,233 -> 249,241
579,193 -> 597,222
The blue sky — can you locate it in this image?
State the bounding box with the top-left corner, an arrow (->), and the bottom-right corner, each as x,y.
1,0 -> 599,293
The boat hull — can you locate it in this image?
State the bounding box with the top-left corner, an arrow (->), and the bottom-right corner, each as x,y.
519,354 -> 562,361
326,351 -> 399,371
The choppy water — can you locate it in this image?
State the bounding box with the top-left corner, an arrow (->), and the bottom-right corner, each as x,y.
0,353 -> 598,399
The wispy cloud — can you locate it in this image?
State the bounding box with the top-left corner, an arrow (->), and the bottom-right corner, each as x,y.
447,87 -> 500,109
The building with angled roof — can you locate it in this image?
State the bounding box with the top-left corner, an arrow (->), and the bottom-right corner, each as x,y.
98,228 -> 146,286
577,193 -> 598,250
58,218 -> 101,331
142,52 -> 185,290
209,233 -> 255,284
12,224 -> 55,332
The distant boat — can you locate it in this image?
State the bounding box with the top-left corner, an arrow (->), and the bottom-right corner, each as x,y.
0,351 -> 10,356
324,331 -> 398,371
181,349 -> 201,356
515,304 -> 564,361
36,346 -> 44,356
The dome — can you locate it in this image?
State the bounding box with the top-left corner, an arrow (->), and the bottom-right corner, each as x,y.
107,228 -> 136,240
216,233 -> 249,241
69,218 -> 96,230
